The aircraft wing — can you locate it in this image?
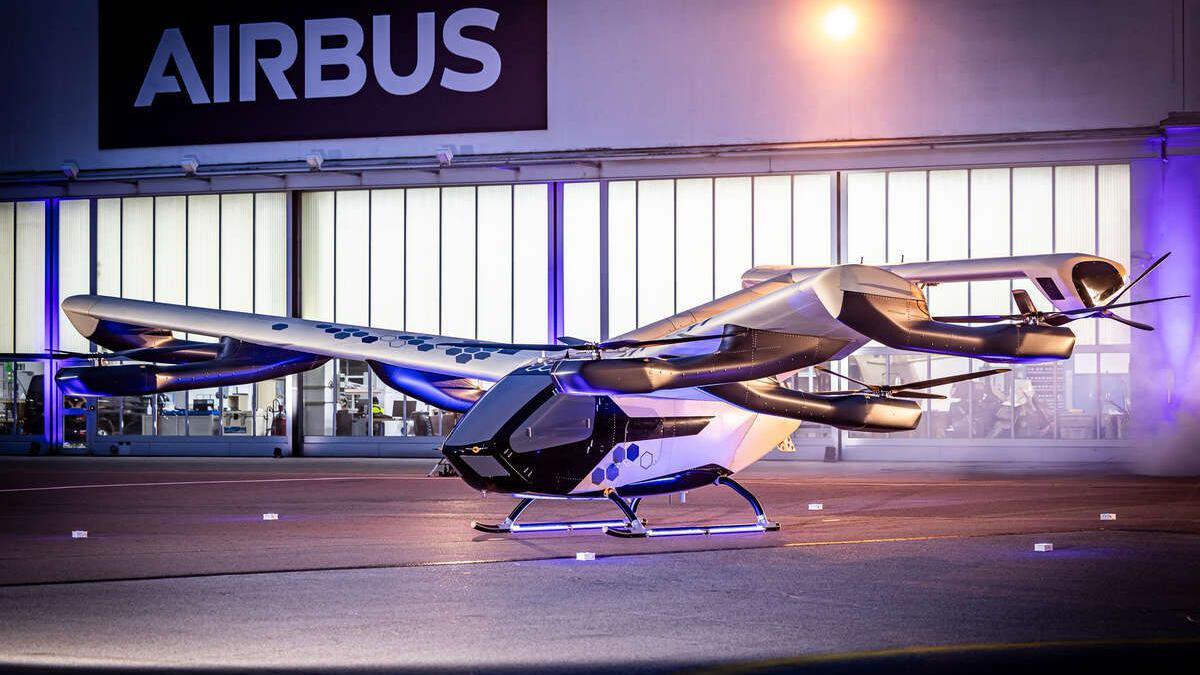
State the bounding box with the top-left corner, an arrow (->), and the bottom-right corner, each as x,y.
58,295 -> 543,408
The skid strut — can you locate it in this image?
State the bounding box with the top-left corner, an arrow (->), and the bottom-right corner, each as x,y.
472,495 -> 644,534
603,475 -> 780,538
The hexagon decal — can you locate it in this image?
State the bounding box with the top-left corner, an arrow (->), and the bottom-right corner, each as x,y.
416,344 -> 435,352
605,464 -> 619,481
627,444 -> 640,461
271,323 -> 289,330
639,451 -> 655,469
591,468 -> 605,485
473,353 -> 491,360
613,446 -> 626,463
455,354 -> 473,363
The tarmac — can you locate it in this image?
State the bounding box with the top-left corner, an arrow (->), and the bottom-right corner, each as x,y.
1,456 -> 1198,672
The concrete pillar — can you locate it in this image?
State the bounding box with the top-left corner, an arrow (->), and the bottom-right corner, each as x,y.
1129,114 -> 1200,474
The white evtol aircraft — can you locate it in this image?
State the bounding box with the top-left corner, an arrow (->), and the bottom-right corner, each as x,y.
56,252 -> 1181,537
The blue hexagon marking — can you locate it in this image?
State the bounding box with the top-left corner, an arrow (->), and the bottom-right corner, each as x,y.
416,344 -> 434,352
499,348 -> 520,355
325,328 -> 341,334
335,333 -> 351,339
406,339 -> 423,345
591,468 -> 605,485
606,464 -> 619,481
455,354 -> 473,363
465,347 -> 481,353
627,444 -> 640,460
315,324 -> 331,329
446,348 -> 463,356
613,447 -> 626,463
271,323 -> 288,330
352,331 -> 369,337
399,335 -> 414,340
361,336 -> 379,343
473,352 -> 491,360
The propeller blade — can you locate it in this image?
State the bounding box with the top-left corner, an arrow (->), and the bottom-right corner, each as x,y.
1106,251 -> 1170,306
1104,313 -> 1155,331
815,365 -> 875,390
1011,288 -> 1038,316
599,333 -> 726,350
891,390 -> 947,400
930,314 -> 1016,324
1052,294 -> 1189,317
891,367 -> 1010,392
555,336 -> 591,347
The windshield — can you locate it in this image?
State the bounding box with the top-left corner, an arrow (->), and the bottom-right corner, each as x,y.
509,394 -> 597,453
445,373 -> 553,446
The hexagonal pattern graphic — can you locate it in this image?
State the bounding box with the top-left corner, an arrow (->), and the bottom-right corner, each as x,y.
271,323 -> 289,330
605,464 -> 619,481
590,468 -> 605,485
627,444 -> 640,460
639,451 -> 655,469
474,353 -> 491,360
455,354 -> 473,363
613,447 -> 626,463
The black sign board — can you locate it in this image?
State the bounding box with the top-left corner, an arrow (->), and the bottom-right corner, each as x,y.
98,1 -> 547,149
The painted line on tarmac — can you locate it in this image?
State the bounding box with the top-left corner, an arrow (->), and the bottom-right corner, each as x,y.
784,534 -> 963,547
0,475 -> 432,493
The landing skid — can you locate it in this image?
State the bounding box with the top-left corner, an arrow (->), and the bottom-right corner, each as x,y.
471,475 -> 779,538
602,476 -> 779,538
472,496 -> 644,534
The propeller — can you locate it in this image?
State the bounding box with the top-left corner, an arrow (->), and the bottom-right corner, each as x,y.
814,365 -> 1010,400
437,329 -> 737,355
931,252 -> 1186,332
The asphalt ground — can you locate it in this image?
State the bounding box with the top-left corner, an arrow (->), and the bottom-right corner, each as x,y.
1,457 -> 1198,672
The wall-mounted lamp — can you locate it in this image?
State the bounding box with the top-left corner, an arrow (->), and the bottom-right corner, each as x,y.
61,161 -> 79,180
306,151 -> 325,171
436,147 -> 454,166
181,155 -> 200,175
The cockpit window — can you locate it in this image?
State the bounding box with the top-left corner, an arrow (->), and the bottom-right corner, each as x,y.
446,374 -> 553,446
510,394 -> 596,454
1071,261 -> 1123,307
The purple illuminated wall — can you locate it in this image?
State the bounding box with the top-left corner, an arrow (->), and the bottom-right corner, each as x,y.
1129,118 -> 1200,474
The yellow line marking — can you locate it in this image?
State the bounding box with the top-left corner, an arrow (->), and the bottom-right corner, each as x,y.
784,534 -> 962,547
697,637 -> 1200,674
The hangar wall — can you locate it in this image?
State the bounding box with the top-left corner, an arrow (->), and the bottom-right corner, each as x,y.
0,0 -> 1197,174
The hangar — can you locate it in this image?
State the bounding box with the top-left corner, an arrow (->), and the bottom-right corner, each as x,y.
2,1 -> 1196,464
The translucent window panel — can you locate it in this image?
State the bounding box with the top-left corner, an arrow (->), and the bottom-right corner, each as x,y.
752,175 -> 791,267
121,197 -> 154,301
476,186 -> 512,341
254,192 -> 287,317
1097,165 -> 1131,345
13,361 -> 44,435
299,192 -> 334,321
1054,165 -> 1096,253
713,177 -> 752,297
96,198 -> 122,297
370,189 -> 406,331
405,188 -> 441,333
15,202 -> 46,353
187,195 -> 221,310
334,191 -> 370,325
1012,167 -> 1053,256
926,356 -> 972,439
846,172 -> 885,265
793,174 -> 832,267
220,194 -> 254,312
301,363 -> 334,436
1054,165 -> 1097,344
969,168 -> 1010,258
154,196 -> 187,305
58,200 -> 91,353
440,186 -> 477,339
0,203 -> 13,353
1014,361 -> 1062,439
971,279 -> 1012,316
563,182 -> 601,342
512,184 -> 549,342
1099,352 -> 1130,439
928,170 -> 968,261
607,181 -> 637,337
1063,353 -> 1099,439
887,171 -> 927,264
675,178 -> 714,311
636,180 -> 675,324
925,282 -> 968,318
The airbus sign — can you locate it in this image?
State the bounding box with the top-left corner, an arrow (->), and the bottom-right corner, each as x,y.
99,1 -> 547,149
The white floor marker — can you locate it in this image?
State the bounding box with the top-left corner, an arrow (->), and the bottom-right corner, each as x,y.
1034,542 -> 1053,552
576,552 -> 595,561
1100,513 -> 1116,521
71,530 -> 88,539
808,503 -> 824,511
262,513 -> 279,521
